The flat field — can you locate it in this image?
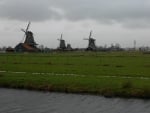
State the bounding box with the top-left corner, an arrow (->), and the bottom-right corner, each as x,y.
0,51 -> 150,98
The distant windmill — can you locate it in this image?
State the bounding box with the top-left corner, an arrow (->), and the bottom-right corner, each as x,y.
21,22 -> 37,47
84,30 -> 97,50
57,34 -> 66,50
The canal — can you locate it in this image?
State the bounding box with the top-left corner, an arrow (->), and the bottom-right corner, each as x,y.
0,88 -> 150,113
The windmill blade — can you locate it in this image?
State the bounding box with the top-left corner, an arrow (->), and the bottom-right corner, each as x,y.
57,34 -> 63,41
89,30 -> 92,39
60,34 -> 63,40
21,28 -> 26,33
25,21 -> 31,33
20,34 -> 26,43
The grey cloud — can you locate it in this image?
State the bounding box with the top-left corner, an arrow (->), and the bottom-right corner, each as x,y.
0,0 -> 150,28
0,0 -> 62,21
52,0 -> 150,19
52,0 -> 150,28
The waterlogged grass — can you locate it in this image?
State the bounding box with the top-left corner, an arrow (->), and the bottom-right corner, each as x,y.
0,51 -> 150,98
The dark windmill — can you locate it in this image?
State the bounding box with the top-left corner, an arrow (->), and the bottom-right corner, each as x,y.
15,22 -> 38,52
84,31 -> 97,50
57,34 -> 66,50
66,43 -> 72,50
21,22 -> 37,47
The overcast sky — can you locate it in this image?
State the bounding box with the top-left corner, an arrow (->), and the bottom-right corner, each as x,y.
0,0 -> 150,48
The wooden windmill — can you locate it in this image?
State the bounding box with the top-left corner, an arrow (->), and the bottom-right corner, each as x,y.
84,31 -> 97,50
15,22 -> 38,52
57,34 -> 66,50
21,22 -> 37,47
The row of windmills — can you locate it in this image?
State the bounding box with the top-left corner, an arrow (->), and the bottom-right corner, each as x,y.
57,31 -> 96,51
14,22 -> 97,52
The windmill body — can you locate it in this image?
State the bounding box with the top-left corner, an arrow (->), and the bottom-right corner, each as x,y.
66,43 -> 72,50
88,38 -> 96,50
24,31 -> 37,47
57,34 -> 66,50
59,40 -> 66,49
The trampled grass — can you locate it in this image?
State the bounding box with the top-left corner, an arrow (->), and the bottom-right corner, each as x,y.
0,51 -> 150,98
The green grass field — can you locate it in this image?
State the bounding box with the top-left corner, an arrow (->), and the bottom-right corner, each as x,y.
0,51 -> 150,98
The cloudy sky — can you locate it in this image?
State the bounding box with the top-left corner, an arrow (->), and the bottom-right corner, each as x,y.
0,0 -> 150,48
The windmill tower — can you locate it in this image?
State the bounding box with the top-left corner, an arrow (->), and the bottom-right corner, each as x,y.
57,34 -> 66,50
21,22 -> 37,48
84,31 -> 97,50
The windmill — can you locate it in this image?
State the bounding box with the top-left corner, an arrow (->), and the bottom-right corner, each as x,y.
15,22 -> 38,52
57,34 -> 66,50
84,31 -> 97,50
21,22 -> 37,47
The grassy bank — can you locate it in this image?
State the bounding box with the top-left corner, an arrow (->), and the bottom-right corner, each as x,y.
0,51 -> 150,98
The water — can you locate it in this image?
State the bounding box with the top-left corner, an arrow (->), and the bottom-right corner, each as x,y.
0,88 -> 150,113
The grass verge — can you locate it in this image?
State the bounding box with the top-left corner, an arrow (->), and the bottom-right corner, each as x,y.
1,73 -> 150,99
